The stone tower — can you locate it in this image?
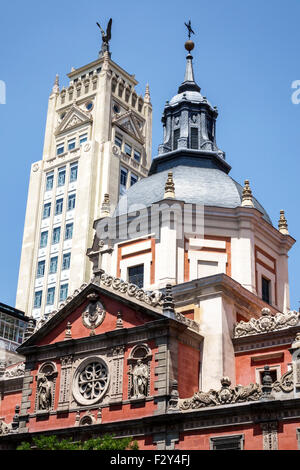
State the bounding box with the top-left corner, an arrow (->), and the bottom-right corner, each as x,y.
16,34 -> 152,320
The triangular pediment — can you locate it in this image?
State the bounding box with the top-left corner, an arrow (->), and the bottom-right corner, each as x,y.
113,111 -> 144,143
55,104 -> 92,135
18,280 -> 167,350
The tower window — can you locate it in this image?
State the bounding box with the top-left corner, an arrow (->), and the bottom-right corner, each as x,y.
115,134 -> 122,148
173,129 -> 180,150
34,291 -> 42,309
190,127 -> 199,149
46,173 -> 54,191
128,264 -> 144,288
62,253 -> 71,270
42,202 -> 51,219
68,138 -> 76,151
60,284 -> 68,302
56,144 -> 64,156
79,134 -> 88,145
47,287 -> 55,305
70,163 -> 78,182
52,227 -> 61,245
68,193 -> 76,211
134,150 -> 141,162
40,231 -> 48,248
65,223 -> 73,240
49,256 -> 58,274
120,167 -> 128,195
58,168 -> 66,186
55,198 -> 63,215
125,143 -> 132,156
130,173 -> 138,186
37,260 -> 45,278
262,277 -> 271,304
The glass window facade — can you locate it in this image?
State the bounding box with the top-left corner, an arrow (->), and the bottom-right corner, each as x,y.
79,134 -> 88,145
130,173 -> 138,186
115,134 -> 122,148
56,144 -> 64,156
0,312 -> 26,345
68,138 -> 76,150
134,150 -> 141,162
125,143 -> 132,156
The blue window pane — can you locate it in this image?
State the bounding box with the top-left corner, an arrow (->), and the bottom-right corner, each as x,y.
58,169 -> 66,186
62,253 -> 71,270
46,174 -> 54,191
42,202 -> 51,219
49,256 -> 58,274
125,143 -> 132,156
65,223 -> 73,240
52,227 -> 61,244
57,145 -> 64,156
134,150 -> 141,162
55,198 -> 63,215
68,139 -> 76,150
79,134 -> 87,145
68,194 -> 76,211
130,174 -> 138,186
70,164 -> 78,182
115,135 -> 122,148
40,231 -> 48,248
37,260 -> 45,278
34,291 -> 43,308
47,287 -> 55,305
59,284 -> 68,302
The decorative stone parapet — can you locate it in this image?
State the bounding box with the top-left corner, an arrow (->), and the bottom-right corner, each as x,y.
233,308 -> 300,338
179,378 -> 262,411
2,362 -> 25,379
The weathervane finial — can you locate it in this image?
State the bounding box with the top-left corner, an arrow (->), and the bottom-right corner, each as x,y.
184,19 -> 195,40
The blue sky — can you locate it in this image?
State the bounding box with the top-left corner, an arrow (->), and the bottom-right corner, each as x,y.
0,0 -> 299,310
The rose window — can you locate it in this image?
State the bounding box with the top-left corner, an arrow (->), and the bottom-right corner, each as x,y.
73,358 -> 109,405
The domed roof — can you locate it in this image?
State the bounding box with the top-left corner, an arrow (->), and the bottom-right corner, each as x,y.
169,90 -> 211,106
115,165 -> 272,225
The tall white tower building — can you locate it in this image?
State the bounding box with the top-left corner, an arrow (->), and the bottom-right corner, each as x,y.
16,32 -> 152,319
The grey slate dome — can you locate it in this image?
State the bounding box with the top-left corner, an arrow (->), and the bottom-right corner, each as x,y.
115,165 -> 272,224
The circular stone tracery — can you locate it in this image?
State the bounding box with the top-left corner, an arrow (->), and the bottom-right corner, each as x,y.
73,359 -> 109,405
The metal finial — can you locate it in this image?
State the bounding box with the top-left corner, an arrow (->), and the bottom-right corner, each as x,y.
184,20 -> 195,40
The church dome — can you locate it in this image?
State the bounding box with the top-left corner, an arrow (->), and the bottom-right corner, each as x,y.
115,165 -> 272,224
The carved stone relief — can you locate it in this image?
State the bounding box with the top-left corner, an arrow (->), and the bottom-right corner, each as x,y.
58,355 -> 73,411
72,357 -> 110,406
108,346 -> 125,403
233,309 -> 300,338
82,293 -> 106,335
261,422 -> 278,450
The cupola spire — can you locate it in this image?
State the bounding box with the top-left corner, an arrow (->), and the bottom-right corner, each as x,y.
178,20 -> 200,94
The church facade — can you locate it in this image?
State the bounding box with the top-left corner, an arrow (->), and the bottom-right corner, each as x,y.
1,25 -> 300,450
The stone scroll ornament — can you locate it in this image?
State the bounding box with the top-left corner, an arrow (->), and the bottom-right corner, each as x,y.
233,308 -> 300,338
179,377 -> 262,411
82,293 -> 105,336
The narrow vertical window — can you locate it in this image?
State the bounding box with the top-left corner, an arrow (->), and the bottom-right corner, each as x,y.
42,202 -> 51,219
49,256 -> 58,274
130,173 -> 138,186
46,173 -> 54,191
58,168 -> 66,186
262,277 -> 271,304
128,265 -> 144,288
173,129 -> 180,150
120,167 -> 128,195
56,144 -> 64,156
59,284 -> 68,302
62,253 -> 71,270
40,231 -> 48,248
37,261 -> 45,278
52,227 -> 61,244
68,194 -> 76,211
70,163 -> 78,182
47,287 -> 55,305
55,198 -> 63,215
190,127 -> 199,149
65,223 -> 73,240
34,291 -> 42,308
